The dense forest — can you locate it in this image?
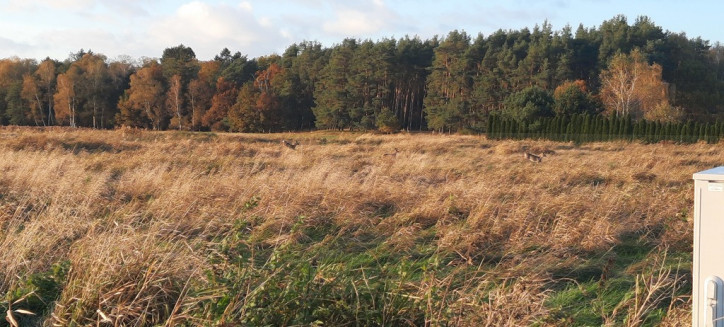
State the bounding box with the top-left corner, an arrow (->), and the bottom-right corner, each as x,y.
0,15 -> 723,134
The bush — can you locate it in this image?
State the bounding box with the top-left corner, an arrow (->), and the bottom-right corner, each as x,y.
502,86 -> 555,123
375,108 -> 400,133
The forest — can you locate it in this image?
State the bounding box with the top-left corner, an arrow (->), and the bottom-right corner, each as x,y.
0,15 -> 723,135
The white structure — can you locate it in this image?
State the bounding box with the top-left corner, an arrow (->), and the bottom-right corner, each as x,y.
693,167 -> 724,327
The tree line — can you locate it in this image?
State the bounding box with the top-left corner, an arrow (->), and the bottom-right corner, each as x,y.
0,15 -> 723,138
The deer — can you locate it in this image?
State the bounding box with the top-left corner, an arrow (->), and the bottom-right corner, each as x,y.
523,152 -> 543,163
281,140 -> 299,150
383,148 -> 399,157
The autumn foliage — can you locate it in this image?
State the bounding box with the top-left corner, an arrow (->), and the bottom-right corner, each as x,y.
600,50 -> 670,119
1,16 -> 724,133
202,77 -> 237,131
117,61 -> 165,129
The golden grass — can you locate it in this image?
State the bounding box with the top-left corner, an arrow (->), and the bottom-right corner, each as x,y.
0,126 -> 718,325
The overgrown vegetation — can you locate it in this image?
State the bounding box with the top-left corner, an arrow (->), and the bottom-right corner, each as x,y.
0,126 -> 712,325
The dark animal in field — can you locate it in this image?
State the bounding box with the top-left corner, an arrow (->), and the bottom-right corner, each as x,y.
523,152 -> 542,163
282,140 -> 299,149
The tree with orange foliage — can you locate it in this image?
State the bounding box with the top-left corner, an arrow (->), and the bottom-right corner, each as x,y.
228,62 -> 286,132
21,74 -> 45,125
228,83 -> 260,132
253,62 -> 285,131
202,77 -> 237,131
600,49 -> 669,119
167,74 -> 184,130
117,61 -> 165,129
0,58 -> 36,125
188,61 -> 220,130
54,66 -> 81,127
36,59 -> 57,125
76,53 -> 110,128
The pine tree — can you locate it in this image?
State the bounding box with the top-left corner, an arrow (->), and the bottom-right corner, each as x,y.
624,115 -> 633,140
574,114 -> 583,143
424,31 -> 473,132
663,122 -> 672,142
617,116 -> 627,140
644,120 -> 652,143
673,122 -> 682,143
495,115 -> 502,139
565,120 -> 573,142
679,122 -> 687,143
501,119 -> 509,139
656,121 -> 664,143
543,117 -> 552,140
684,121 -> 693,143
610,117 -> 619,141
632,120 -> 641,140
593,116 -> 602,141
313,39 -> 357,130
582,114 -> 591,142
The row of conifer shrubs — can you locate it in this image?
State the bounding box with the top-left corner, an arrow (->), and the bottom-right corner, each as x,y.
486,114 -> 723,144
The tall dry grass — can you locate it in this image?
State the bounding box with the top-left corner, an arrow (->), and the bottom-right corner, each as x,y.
0,126 -> 717,325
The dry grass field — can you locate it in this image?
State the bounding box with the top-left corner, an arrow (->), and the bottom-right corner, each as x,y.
0,126 -> 719,326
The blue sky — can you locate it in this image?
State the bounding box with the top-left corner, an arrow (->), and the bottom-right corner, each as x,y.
0,0 -> 722,62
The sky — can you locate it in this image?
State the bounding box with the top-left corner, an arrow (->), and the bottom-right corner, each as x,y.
0,0 -> 722,62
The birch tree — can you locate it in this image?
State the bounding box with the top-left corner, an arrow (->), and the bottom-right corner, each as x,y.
54,67 -> 80,127
77,53 -> 110,128
21,74 -> 45,125
36,59 -> 57,125
167,74 -> 183,130
600,49 -> 668,118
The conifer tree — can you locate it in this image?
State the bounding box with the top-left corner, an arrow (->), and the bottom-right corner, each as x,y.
424,31 -> 472,132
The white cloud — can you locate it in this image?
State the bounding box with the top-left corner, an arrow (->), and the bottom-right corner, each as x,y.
323,9 -> 381,36
0,0 -> 543,61
321,0 -> 397,37
5,0 -> 95,11
1,0 -> 720,62
0,36 -> 34,59
239,1 -> 253,12
0,26 -> 129,61
99,0 -> 150,18
149,1 -> 287,59
259,17 -> 272,28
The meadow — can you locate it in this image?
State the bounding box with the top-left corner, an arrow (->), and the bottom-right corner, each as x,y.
0,126 -> 718,326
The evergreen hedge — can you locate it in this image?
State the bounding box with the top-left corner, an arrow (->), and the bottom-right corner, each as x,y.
486,114 -> 722,144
